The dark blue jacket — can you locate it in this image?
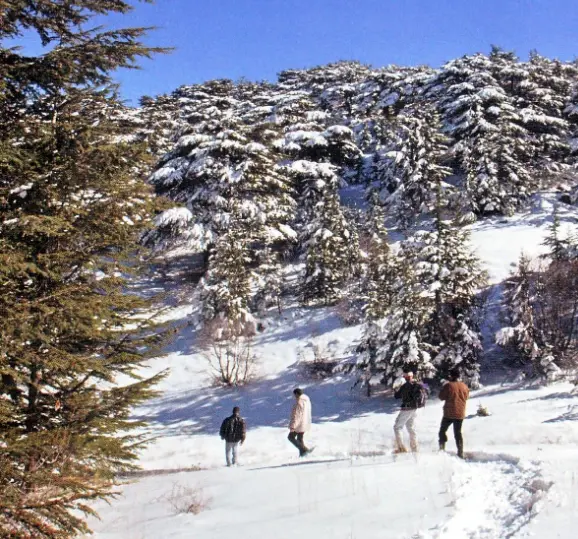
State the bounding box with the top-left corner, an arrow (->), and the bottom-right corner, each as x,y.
220,415 -> 246,443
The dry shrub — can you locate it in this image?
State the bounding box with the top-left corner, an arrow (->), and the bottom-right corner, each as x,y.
164,483 -> 211,515
198,318 -> 258,387
298,342 -> 342,379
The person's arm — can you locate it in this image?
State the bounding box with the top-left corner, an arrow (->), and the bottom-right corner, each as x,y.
241,418 -> 246,443
394,384 -> 405,400
219,419 -> 226,439
289,400 -> 303,431
439,384 -> 449,401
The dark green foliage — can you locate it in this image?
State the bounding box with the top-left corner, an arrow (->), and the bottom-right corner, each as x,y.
0,1 -> 170,536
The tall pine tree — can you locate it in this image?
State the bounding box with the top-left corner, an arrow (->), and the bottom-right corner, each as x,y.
380,106 -> 453,227
0,2 -> 169,536
301,189 -> 358,305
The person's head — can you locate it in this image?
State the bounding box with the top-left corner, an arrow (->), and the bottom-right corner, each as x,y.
449,368 -> 460,381
232,406 -> 240,416
293,388 -> 303,399
403,371 -> 414,383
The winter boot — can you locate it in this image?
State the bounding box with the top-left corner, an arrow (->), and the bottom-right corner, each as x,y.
393,445 -> 408,454
439,442 -> 445,452
457,441 -> 464,459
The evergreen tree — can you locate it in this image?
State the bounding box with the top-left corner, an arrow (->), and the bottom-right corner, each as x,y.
398,185 -> 487,385
356,173 -> 486,387
565,86 -> 578,157
377,252 -> 436,382
301,190 -> 358,305
137,92 -> 183,158
254,247 -> 285,315
355,196 -> 397,390
151,119 -> 297,257
362,194 -> 395,320
496,253 -> 539,365
463,118 -> 536,216
521,52 -> 578,163
199,221 -> 256,339
0,1 -> 169,536
435,314 -> 484,386
381,106 -> 453,227
543,205 -> 568,262
430,53 -> 537,215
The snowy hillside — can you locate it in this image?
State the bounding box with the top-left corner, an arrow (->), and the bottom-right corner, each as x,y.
83,196 -> 578,539
131,49 -> 578,394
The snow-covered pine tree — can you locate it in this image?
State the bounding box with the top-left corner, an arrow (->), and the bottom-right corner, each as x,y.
150,118 -> 297,260
463,114 -> 536,216
301,189 -> 358,305
199,219 -> 256,339
430,53 -> 537,215
354,195 -> 397,391
542,204 -> 573,262
288,160 -> 342,234
253,247 -> 285,315
362,115 -> 402,194
565,85 -> 578,159
173,79 -> 237,136
500,206 -> 578,377
487,48 -> 578,189
520,52 -> 578,164
362,193 -> 395,319
375,251 -> 436,383
278,61 -> 370,102
270,89 -> 322,131
356,158 -> 486,387
431,218 -> 486,387
496,253 -> 539,365
381,105 -> 453,227
136,92 -> 184,158
279,115 -> 360,271
400,182 -> 487,385
435,314 -> 484,386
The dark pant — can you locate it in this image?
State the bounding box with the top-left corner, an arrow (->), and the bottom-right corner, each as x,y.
288,431 -> 308,456
439,417 -> 464,454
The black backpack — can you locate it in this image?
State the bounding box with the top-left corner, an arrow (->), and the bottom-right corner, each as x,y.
413,383 -> 429,408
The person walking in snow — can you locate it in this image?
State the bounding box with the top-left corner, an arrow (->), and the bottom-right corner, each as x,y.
220,406 -> 246,467
393,372 -> 423,453
288,388 -> 313,457
438,368 -> 470,459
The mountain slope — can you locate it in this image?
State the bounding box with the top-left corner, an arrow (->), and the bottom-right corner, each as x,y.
83,197 -> 578,538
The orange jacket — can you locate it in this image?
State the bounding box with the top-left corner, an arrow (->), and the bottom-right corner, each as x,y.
439,381 -> 469,419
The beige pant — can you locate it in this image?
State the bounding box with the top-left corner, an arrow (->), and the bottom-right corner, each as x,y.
394,409 -> 418,451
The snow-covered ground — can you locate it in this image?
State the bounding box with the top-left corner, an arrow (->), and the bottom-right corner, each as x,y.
83,195 -> 578,539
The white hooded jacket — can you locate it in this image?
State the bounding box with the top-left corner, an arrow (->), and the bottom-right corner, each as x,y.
289,394 -> 312,433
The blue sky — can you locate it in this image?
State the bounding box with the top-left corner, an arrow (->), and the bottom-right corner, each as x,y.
11,0 -> 578,104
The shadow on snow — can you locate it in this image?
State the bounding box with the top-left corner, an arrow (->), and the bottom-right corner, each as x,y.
134,362 -> 399,437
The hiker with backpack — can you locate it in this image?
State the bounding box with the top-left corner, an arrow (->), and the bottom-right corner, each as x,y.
219,406 -> 246,467
438,367 -> 469,458
393,371 -> 428,453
